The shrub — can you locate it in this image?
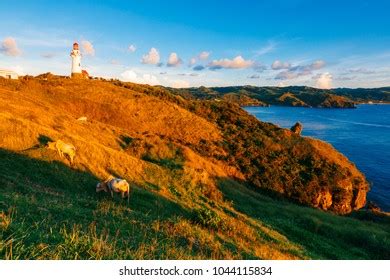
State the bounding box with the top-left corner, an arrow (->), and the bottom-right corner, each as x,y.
168,185 -> 181,198
192,207 -> 223,230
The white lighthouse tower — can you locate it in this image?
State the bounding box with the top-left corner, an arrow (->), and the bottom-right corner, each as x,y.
70,42 -> 82,78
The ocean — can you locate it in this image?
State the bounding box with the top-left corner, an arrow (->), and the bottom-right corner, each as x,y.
245,104 -> 390,211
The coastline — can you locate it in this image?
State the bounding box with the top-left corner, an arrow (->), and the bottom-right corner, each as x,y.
245,104 -> 390,212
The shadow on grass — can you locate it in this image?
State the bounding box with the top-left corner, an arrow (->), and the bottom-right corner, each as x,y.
0,148 -> 192,259
218,178 -> 390,260
38,134 -> 53,146
141,155 -> 184,170
117,134 -> 135,149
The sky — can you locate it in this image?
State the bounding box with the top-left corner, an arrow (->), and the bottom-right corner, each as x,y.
1,0 -> 390,88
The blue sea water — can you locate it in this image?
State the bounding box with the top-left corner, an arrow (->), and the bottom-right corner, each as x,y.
245,104 -> 390,211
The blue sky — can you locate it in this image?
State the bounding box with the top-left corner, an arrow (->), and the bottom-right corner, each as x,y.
1,0 -> 389,88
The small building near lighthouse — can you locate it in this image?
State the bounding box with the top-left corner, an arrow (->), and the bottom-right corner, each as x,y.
70,42 -> 83,78
0,69 -> 18,79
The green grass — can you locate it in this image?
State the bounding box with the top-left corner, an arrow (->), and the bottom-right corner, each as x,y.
218,179 -> 390,259
1,148 -> 389,259
1,148 -> 301,260
0,149 -> 197,259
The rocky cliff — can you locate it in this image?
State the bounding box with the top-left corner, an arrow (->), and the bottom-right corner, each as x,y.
183,99 -> 369,214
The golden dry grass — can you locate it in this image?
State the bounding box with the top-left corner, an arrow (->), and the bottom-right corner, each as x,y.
0,78 -> 223,181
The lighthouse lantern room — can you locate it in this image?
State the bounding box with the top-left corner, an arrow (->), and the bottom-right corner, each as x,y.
70,42 -> 82,78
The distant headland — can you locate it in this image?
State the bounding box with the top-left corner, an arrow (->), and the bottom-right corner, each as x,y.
167,85 -> 390,108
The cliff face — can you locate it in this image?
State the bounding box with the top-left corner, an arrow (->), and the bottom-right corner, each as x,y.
305,139 -> 368,213
319,94 -> 356,108
0,77 -> 369,214
186,100 -> 369,214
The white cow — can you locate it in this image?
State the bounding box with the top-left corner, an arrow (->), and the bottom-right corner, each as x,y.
96,176 -> 130,203
46,140 -> 76,165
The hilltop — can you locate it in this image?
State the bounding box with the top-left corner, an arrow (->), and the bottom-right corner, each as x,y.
168,85 -> 390,108
0,75 -> 389,259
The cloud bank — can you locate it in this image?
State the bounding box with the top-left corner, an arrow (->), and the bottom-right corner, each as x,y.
121,69 -> 159,85
275,60 -> 326,80
271,60 -> 290,70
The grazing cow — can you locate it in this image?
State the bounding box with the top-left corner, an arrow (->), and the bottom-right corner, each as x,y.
96,176 -> 130,203
46,140 -> 76,165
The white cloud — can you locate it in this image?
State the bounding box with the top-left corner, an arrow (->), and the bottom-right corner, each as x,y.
198,51 -> 210,60
141,47 -> 160,65
188,51 -> 210,66
277,81 -> 287,87
121,70 -> 137,80
171,79 -> 190,88
208,55 -> 254,69
167,52 -> 182,67
271,60 -> 291,70
128,44 -> 136,52
8,65 -> 25,75
81,40 -> 95,56
315,72 -> 332,89
0,37 -> 21,56
120,69 -> 159,85
189,57 -> 197,66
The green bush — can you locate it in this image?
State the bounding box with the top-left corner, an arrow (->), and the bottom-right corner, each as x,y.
192,207 -> 223,230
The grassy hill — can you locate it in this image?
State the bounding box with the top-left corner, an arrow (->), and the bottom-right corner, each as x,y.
0,76 -> 389,259
168,85 -> 390,107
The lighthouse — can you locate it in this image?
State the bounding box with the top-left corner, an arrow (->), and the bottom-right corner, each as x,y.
70,42 -> 82,78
